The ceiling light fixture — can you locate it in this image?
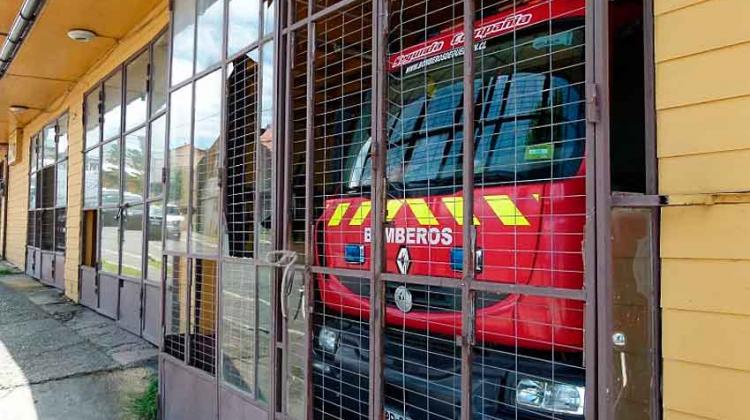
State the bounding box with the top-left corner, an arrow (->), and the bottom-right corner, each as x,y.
67,28 -> 97,42
0,0 -> 46,80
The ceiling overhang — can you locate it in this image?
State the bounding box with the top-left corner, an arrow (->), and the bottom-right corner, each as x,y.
0,0 -> 163,143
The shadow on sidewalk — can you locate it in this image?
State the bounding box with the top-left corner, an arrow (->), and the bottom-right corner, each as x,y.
0,263 -> 157,420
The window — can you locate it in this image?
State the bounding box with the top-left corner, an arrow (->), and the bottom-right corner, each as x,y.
27,114 -> 69,253
82,31 -> 169,280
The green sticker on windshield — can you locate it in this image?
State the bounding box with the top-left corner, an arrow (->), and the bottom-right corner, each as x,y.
525,144 -> 553,161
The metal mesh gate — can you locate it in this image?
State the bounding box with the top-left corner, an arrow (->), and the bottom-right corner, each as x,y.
282,0 -> 593,419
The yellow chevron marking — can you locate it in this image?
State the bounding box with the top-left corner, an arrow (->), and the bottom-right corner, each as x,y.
484,195 -> 530,226
327,203 -> 351,226
349,201 -> 372,226
405,198 -> 439,226
532,193 -> 540,202
386,199 -> 404,221
442,197 -> 480,226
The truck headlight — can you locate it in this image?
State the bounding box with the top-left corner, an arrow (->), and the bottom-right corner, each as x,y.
516,378 -> 584,416
317,327 -> 340,354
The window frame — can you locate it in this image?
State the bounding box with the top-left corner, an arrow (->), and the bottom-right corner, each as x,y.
27,113 -> 69,254
81,29 -> 170,280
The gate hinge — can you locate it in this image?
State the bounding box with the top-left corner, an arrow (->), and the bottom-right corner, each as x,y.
586,83 -> 600,124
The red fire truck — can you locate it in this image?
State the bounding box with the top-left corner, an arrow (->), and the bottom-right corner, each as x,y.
313,1 -> 588,418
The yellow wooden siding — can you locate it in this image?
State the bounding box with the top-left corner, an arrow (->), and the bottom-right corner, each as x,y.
655,0 -> 750,62
657,42 -> 750,111
663,360 -> 750,420
663,309 -> 750,371
657,0 -> 750,419
654,0 -> 707,16
4,1 -> 168,301
664,410 -> 717,420
662,259 -> 750,316
661,204 -> 750,260
6,143 -> 29,268
660,149 -> 750,194
657,95 -> 750,158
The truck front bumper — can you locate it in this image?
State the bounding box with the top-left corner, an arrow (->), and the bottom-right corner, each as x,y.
312,316 -> 585,420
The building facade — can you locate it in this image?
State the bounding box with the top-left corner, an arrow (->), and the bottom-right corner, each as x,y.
0,0 -> 746,419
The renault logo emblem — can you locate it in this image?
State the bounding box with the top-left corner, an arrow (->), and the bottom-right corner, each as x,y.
394,285 -> 413,313
396,247 -> 411,274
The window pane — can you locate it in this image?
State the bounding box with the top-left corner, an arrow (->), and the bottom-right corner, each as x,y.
84,149 -> 100,208
103,71 -> 123,141
166,85 -> 192,252
57,114 -> 68,160
164,255 -> 188,360
29,173 -> 37,209
146,202 -> 163,283
124,128 -> 146,203
172,0 -> 196,85
27,211 -> 36,247
221,261 -> 255,392
56,160 -> 67,206
102,140 -> 121,206
256,266 -> 271,398
29,136 -> 38,173
191,70 -> 221,255
41,210 -> 54,250
41,167 -> 54,208
125,51 -> 149,130
189,258 -> 217,374
35,212 -> 42,247
228,0 -> 259,55
149,116 -> 166,198
151,33 -> 169,116
258,44 -> 273,256
196,0 -> 224,72
100,208 -> 119,274
262,0 -> 274,36
43,125 -> 56,167
85,88 -> 101,149
55,209 -> 66,252
122,204 -> 144,278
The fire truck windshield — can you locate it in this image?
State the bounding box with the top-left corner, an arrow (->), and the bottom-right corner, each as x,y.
346,19 -> 585,193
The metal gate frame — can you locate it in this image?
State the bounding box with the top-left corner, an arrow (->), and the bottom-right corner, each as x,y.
156,0 -> 662,417
271,0 -> 635,419
599,0 -> 662,418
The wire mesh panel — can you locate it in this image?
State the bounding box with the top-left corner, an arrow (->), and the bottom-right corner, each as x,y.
469,1 -> 588,418
164,255 -> 189,361
299,2 -> 375,419
189,258 -> 218,374
221,261 -> 257,393
474,293 -> 585,418
385,280 -> 463,420
225,49 -> 260,259
312,275 -> 371,419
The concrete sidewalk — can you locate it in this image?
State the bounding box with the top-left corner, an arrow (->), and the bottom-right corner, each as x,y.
0,266 -> 157,420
